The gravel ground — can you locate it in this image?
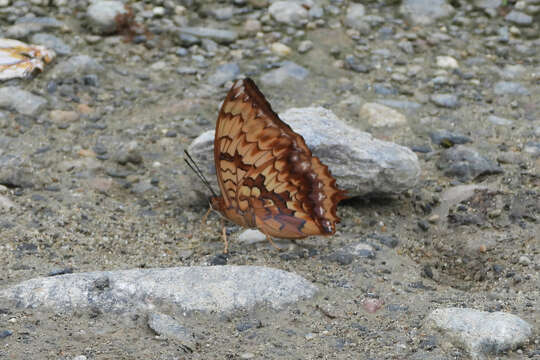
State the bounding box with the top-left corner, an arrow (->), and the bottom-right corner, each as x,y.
0,0 -> 539,359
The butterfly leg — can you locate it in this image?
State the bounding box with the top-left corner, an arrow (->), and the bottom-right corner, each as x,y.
265,234 -> 283,252
221,219 -> 229,254
201,207 -> 212,225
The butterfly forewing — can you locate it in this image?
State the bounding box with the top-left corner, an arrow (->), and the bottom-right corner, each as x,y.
213,78 -> 345,239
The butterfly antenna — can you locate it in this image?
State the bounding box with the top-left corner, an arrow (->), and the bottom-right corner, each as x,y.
183,150 -> 218,198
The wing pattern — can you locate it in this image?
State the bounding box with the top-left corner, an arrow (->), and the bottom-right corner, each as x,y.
211,78 -> 345,239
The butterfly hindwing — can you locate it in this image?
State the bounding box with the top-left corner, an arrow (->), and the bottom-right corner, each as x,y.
213,78 -> 345,238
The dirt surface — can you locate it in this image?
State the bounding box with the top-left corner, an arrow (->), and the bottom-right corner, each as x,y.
0,0 -> 539,359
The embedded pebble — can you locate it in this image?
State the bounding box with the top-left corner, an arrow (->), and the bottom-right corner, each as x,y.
493,81 -> 530,96
437,145 -> 503,181
505,10 -> 533,26
436,56 -> 458,69
260,61 -> 309,85
360,102 -> 407,128
487,115 -> 513,126
207,63 -> 240,86
270,42 -> 292,57
297,40 -> 313,53
50,55 -> 104,79
179,27 -> 238,44
147,312 -> 195,346
430,94 -> 459,108
30,33 -> 71,55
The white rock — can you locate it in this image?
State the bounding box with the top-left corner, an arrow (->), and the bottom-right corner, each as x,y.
425,307 -> 532,359
487,115 -> 513,126
436,55 -> 459,69
268,1 -> 308,27
297,40 -> 313,53
188,107 -> 420,197
87,0 -> 128,35
270,42 -> 292,56
238,229 -> 267,244
360,102 -> 408,128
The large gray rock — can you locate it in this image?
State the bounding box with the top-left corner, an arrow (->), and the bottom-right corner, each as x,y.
188,107 -> 420,197
400,0 -> 455,25
425,307 -> 533,359
0,266 -> 316,314
0,86 -> 47,116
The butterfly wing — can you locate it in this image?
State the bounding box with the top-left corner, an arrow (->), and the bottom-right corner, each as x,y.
214,78 -> 345,238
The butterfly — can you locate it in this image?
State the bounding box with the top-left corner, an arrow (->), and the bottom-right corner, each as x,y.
186,78 -> 345,253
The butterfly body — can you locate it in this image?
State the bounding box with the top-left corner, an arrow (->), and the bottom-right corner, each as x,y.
211,78 -> 345,241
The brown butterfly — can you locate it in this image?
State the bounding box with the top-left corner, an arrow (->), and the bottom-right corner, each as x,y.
186,78 -> 345,253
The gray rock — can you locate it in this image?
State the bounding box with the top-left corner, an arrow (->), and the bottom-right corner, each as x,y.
493,81 -> 530,96
0,86 -> 47,116
505,10 -> 533,26
260,61 -> 309,86
148,312 -> 195,348
0,155 -> 34,188
425,307 -> 532,359
297,40 -> 313,53
500,64 -> 527,80
344,55 -> 370,73
309,6 -> 324,18
6,17 -> 64,39
188,107 -> 420,196
437,145 -> 503,181
429,129 -> 472,147
344,4 -> 370,33
487,115 -> 513,126
49,55 -> 104,79
524,142 -> 540,157
0,266 -> 316,314
430,94 -> 459,108
87,0 -> 128,35
176,66 -> 198,75
473,0 -> 502,10
208,63 -> 240,86
329,242 -> 376,265
376,99 -> 421,112
211,7 -> 235,21
179,27 -> 238,44
268,1 -> 308,27
400,0 -> 455,25
30,33 -> 71,56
